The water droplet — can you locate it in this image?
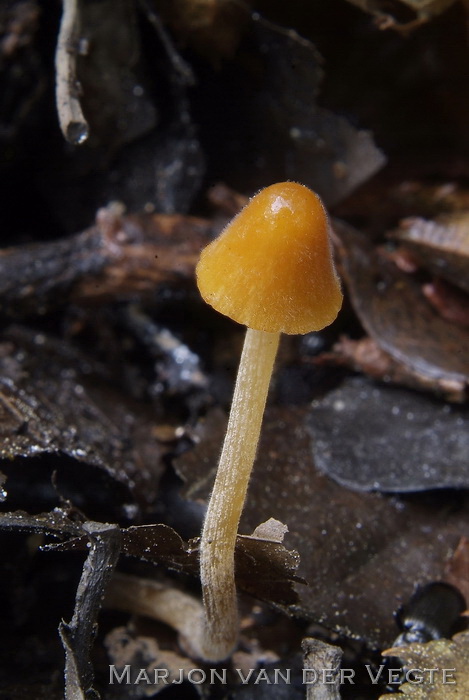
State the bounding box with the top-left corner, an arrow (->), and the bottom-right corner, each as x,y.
66,121 -> 89,145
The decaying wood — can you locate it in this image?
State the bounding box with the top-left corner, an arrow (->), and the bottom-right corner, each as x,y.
0,204 -> 212,315
59,521 -> 121,699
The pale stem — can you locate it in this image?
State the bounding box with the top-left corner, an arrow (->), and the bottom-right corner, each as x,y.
55,0 -> 89,144
199,327 -> 280,661
105,573 -> 206,658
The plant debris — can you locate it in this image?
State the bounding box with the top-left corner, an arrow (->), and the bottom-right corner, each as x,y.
0,205 -> 212,316
0,326 -> 165,518
345,0 -> 458,31
2,0 -> 469,697
334,220 -> 469,400
391,212 -> 469,293
59,521 -> 121,700
229,9 -> 386,206
379,632 -> 469,698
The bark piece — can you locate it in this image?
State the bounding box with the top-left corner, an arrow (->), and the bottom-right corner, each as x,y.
0,206 -> 211,316
59,521 -> 122,700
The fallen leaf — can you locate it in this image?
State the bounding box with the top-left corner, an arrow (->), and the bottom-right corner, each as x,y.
246,16 -> 385,206
334,220 -> 469,398
307,375 -> 469,492
0,327 -> 165,519
392,212 -> 469,293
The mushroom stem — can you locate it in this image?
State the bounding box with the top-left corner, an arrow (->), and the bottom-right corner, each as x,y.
200,328 -> 280,661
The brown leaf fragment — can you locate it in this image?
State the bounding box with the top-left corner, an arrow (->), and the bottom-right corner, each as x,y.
35,516 -> 195,574
4,506 -> 301,613
0,204 -> 212,316
235,523 -> 305,607
380,632 -> 469,698
325,335 -> 466,401
334,220 -> 469,399
120,518 -> 304,609
287,107 -> 386,206
196,6 -> 386,206
392,213 -> 469,293
41,521 -> 198,580
121,524 -> 195,574
252,14 -> 386,206
0,508 -> 83,539
391,182 -> 469,219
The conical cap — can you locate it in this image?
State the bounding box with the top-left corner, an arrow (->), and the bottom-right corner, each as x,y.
196,182 -> 343,334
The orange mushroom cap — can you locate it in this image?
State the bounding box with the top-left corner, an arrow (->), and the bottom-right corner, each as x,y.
196,182 -> 343,334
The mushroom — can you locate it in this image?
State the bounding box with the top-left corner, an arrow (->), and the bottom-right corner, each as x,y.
196,181 -> 343,661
